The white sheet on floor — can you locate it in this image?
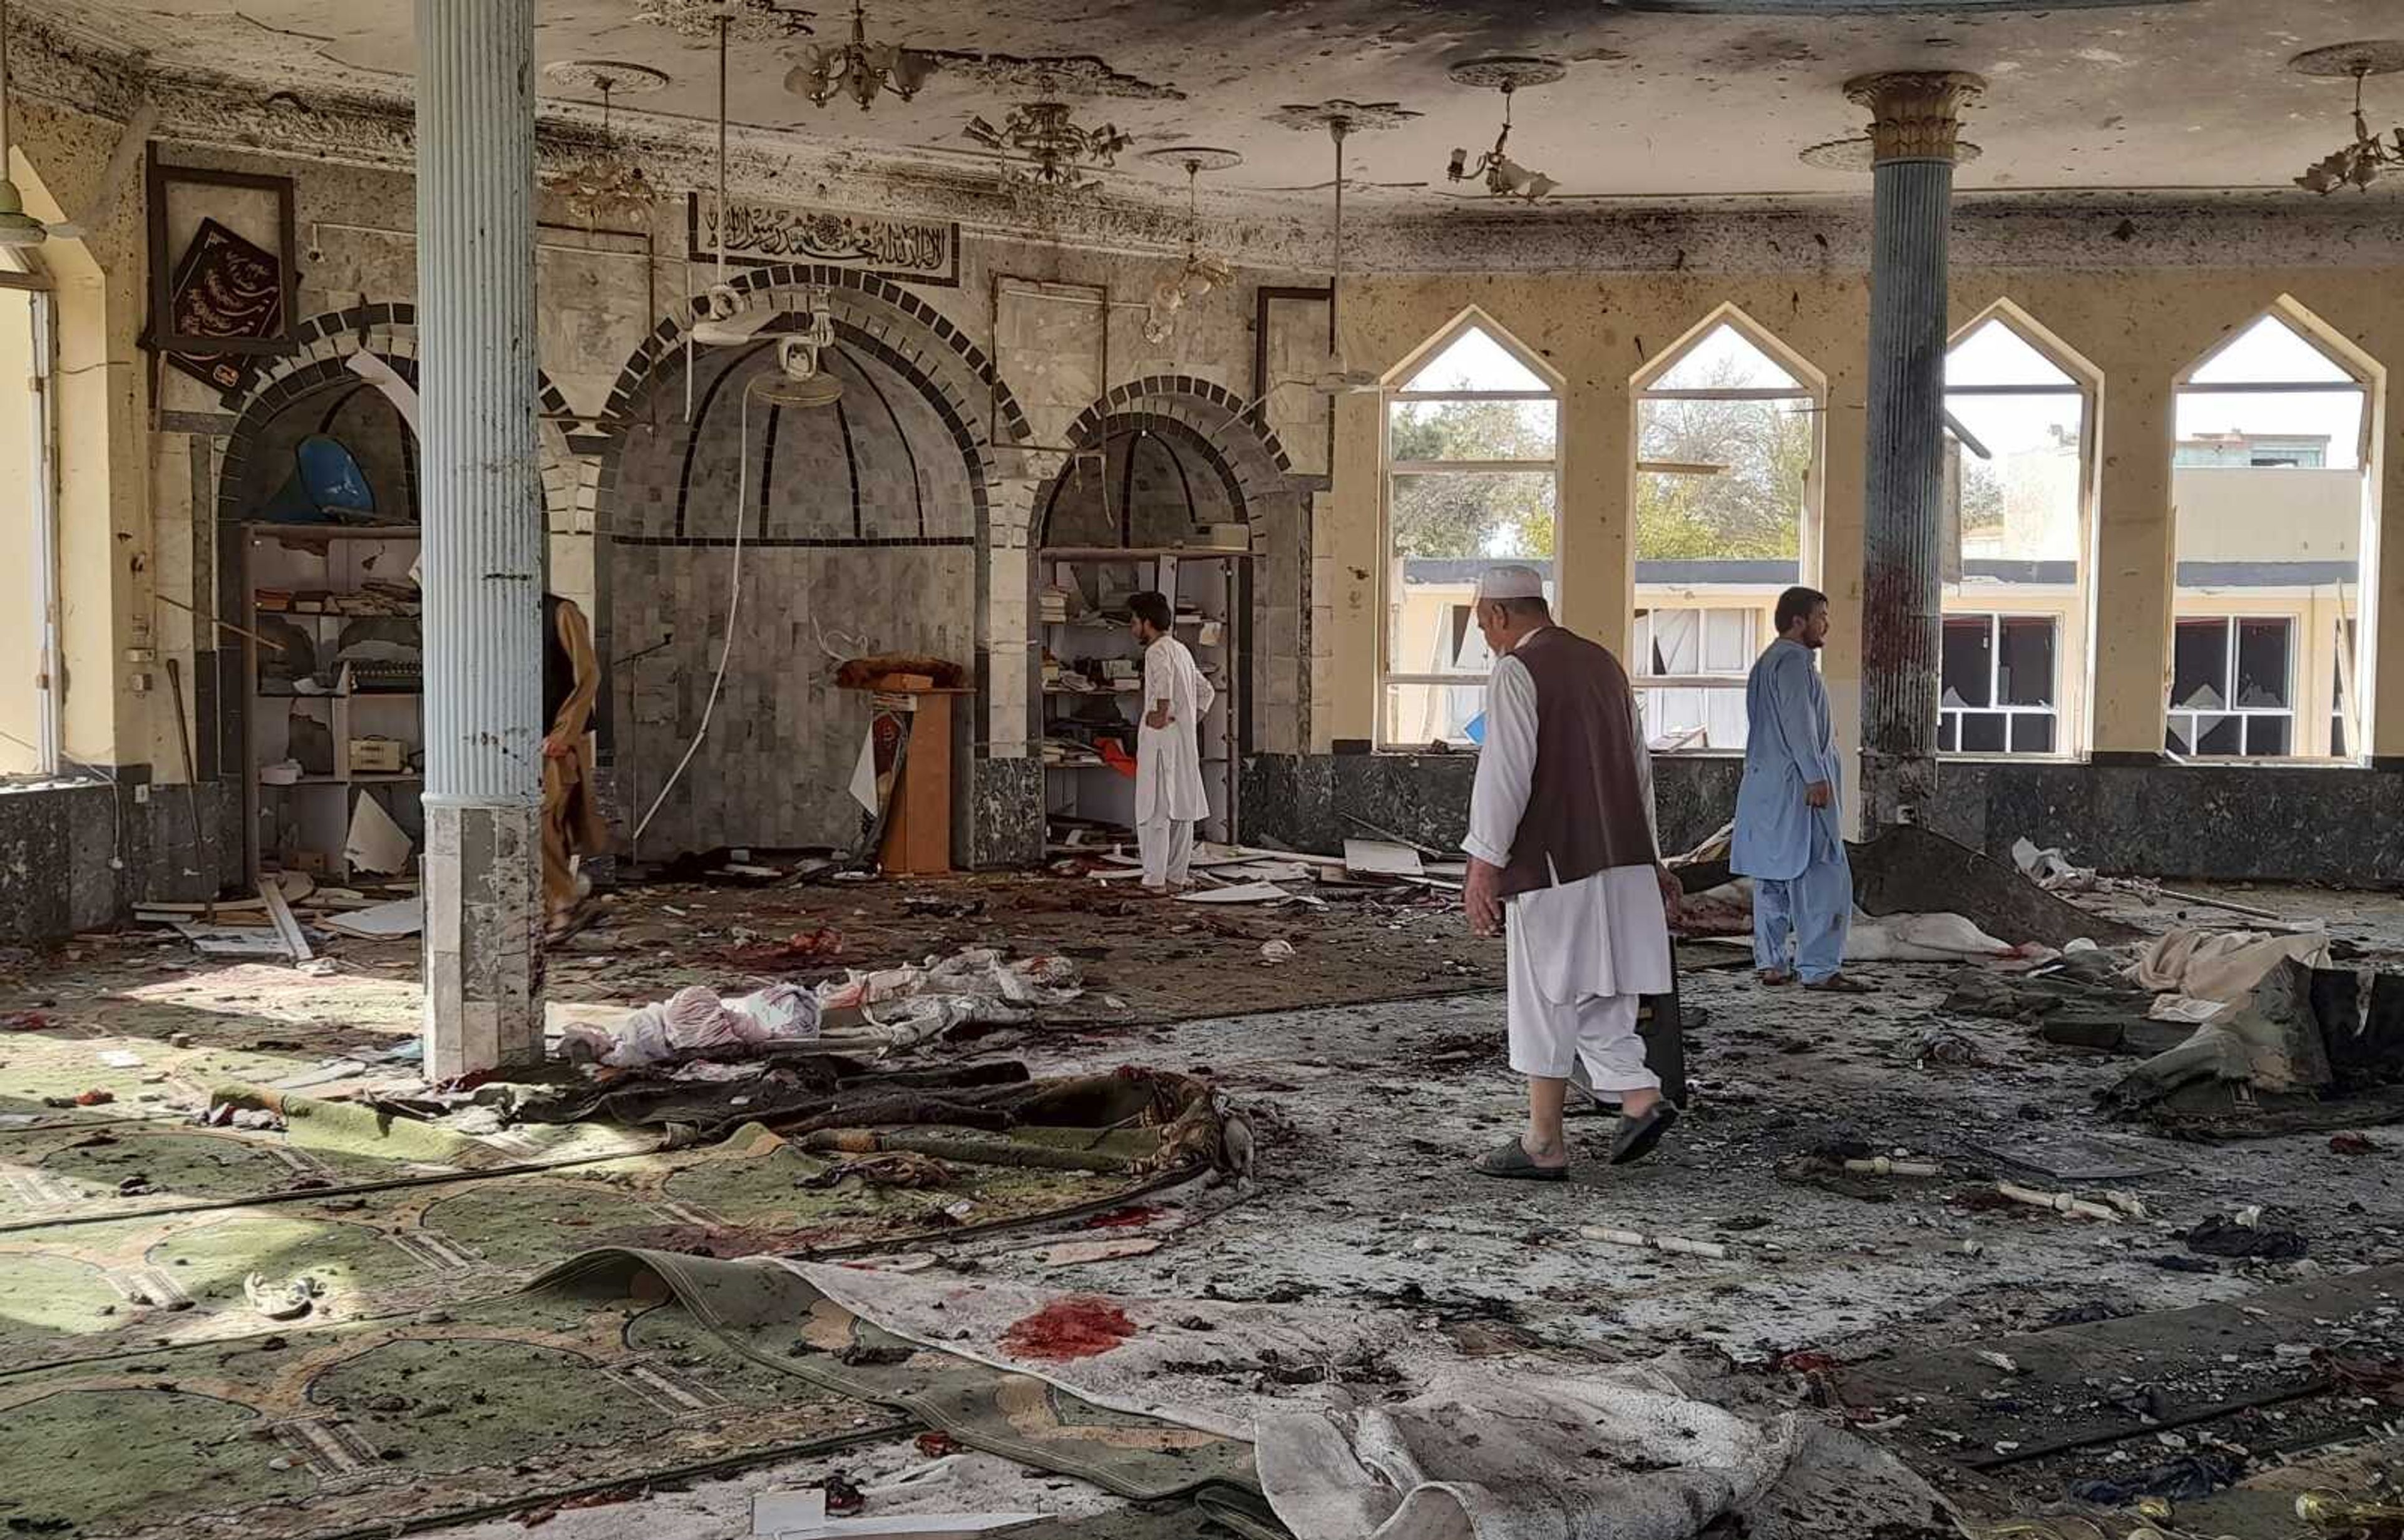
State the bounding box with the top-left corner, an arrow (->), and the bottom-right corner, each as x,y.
2126,927 -> 2333,1004
783,1264 -> 1946,1540
1844,911 -> 2025,962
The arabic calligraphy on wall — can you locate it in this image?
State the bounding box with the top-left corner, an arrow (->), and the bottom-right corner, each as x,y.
686,195 -> 960,287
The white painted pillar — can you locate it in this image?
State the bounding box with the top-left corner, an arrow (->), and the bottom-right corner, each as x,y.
416,0 -> 545,1075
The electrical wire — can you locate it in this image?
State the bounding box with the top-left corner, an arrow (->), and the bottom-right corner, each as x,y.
629,367 -> 766,847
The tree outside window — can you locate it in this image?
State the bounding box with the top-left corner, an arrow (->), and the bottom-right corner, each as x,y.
1381,317 -> 1559,747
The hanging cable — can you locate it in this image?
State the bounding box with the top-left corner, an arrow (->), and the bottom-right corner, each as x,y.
632,361 -> 766,846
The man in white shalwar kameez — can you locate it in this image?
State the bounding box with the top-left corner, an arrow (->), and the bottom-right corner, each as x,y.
1461,567 -> 1684,1181
1129,590 -> 1215,891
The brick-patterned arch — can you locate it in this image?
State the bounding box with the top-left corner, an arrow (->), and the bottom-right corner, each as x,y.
212,302 -> 580,531
596,265 -> 1032,449
1061,374 -> 1297,481
1034,374 -> 1314,756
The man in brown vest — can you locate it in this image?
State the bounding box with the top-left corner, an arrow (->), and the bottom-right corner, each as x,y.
1462,565 -> 1682,1180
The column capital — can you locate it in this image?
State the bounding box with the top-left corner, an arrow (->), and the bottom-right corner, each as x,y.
1843,71 -> 1987,163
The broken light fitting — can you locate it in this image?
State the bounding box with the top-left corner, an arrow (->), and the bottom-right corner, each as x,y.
2289,41 -> 2404,194
964,100 -> 1131,194
1140,148 -> 1240,344
1446,56 -> 1564,203
787,0 -> 934,111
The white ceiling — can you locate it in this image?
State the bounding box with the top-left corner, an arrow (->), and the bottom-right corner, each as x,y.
40,0 -> 2404,207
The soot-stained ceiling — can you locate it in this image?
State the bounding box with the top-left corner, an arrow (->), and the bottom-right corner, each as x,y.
29,0 -> 2404,215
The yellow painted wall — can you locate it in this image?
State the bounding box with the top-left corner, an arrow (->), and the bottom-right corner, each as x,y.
1327,269 -> 2404,769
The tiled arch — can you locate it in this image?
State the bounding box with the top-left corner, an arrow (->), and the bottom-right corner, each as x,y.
1034,374 -> 1314,757
212,302 -> 579,531
596,265 -> 1034,449
1061,374 -> 1297,483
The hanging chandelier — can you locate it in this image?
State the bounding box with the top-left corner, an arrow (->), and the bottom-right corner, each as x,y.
543,62 -> 666,227
786,0 -> 933,111
1445,57 -> 1563,203
964,101 -> 1130,194
2289,41 -> 2404,194
1139,148 -> 1238,343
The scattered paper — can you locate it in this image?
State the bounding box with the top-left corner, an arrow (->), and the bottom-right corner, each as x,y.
1179,883 -> 1303,906
174,923 -> 290,957
848,725 -> 880,816
1343,839 -> 1425,880
344,793 -> 413,875
319,896 -> 424,939
98,1049 -> 145,1068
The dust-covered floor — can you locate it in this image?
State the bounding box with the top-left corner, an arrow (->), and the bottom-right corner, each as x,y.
5,875 -> 2404,1536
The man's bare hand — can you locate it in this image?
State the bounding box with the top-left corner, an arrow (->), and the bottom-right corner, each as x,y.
1144,707 -> 1173,731
542,733 -> 575,761
1804,779 -> 1832,809
1464,858 -> 1504,938
1655,863 -> 1683,923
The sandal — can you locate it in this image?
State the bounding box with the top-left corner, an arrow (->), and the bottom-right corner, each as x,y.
1471,1137 -> 1568,1182
1610,1103 -> 1681,1166
1758,969 -> 1796,987
1803,973 -> 1872,994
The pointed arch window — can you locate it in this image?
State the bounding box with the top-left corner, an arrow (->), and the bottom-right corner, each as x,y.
1938,307 -> 2095,759
1630,312 -> 1821,754
2170,308 -> 2375,761
1379,313 -> 1559,747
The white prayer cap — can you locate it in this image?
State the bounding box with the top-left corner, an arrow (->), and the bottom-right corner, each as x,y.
1473,565 -> 1546,603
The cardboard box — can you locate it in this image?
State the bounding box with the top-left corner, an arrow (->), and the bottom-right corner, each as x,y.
348,737 -> 406,773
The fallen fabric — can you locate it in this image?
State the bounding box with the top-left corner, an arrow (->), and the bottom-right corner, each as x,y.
554,982 -> 820,1067
0,1246 -> 914,1540
786,1265 -> 1949,1540
2126,927 -> 2333,1005
1847,823 -> 2139,950
1846,911 -> 2028,963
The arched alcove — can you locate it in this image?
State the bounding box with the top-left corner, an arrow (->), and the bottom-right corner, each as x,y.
602,321 -> 984,857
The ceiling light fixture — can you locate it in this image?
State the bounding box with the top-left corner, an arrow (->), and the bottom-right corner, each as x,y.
752,289 -> 845,408
0,0 -> 45,248
1445,56 -> 1564,203
2288,41 -> 2404,194
1139,147 -> 1240,343
786,0 -> 933,111
963,101 -> 1130,195
543,61 -> 666,228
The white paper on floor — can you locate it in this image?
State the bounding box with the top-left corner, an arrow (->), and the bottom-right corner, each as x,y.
319,896 -> 424,938
784,1264 -> 1946,1540
344,793 -> 414,875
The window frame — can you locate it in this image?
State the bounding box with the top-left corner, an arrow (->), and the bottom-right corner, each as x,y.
1633,314 -> 1824,590
1938,611 -> 2062,757
2167,613 -> 2298,760
1377,314 -> 1563,749
1939,305 -> 2098,760
0,265 -> 57,781
1631,604 -> 1760,753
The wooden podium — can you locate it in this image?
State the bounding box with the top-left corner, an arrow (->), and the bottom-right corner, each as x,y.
871,685 -> 968,876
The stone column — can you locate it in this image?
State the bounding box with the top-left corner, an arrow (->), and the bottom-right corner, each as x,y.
416,0 -> 545,1077
1847,70 -> 1983,828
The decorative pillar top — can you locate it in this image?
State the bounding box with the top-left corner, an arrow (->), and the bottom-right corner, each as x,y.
1842,71 -> 1988,164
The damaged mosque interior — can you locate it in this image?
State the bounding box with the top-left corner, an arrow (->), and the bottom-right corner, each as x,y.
15,0 -> 2404,1536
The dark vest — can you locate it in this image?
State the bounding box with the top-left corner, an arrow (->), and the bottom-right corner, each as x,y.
1498,625 -> 1657,900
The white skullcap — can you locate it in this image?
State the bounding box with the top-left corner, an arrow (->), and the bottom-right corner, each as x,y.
1473,565 -> 1546,603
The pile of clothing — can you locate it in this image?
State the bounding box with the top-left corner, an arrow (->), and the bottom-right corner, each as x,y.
553,950 -> 1087,1069
555,982 -> 818,1068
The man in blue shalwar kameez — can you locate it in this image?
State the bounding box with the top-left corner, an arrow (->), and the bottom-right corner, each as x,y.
1731,586 -> 1867,993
